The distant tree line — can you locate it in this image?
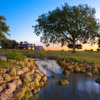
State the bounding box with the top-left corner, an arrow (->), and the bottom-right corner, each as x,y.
1,39 -> 18,49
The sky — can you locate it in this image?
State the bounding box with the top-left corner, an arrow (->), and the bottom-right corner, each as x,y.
0,0 -> 100,51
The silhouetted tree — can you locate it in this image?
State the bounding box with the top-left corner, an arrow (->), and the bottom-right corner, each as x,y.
0,16 -> 10,40
33,3 -> 100,53
68,44 -> 82,50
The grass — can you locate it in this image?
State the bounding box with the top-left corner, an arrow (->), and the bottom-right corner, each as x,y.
0,49 -> 100,63
0,61 -> 18,68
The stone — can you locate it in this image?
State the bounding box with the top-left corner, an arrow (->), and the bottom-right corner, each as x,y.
0,86 -> 3,92
58,80 -> 69,85
22,67 -> 29,73
16,70 -> 24,76
34,79 -> 39,87
33,87 -> 40,94
11,76 -> 19,80
0,68 -> 7,74
0,76 -> 3,84
95,77 -> 100,84
0,56 -> 7,61
86,72 -> 92,76
14,87 -> 27,99
8,59 -> 18,64
74,67 -> 80,72
42,76 -> 47,83
63,70 -> 70,75
51,75 -> 58,78
13,79 -> 22,86
8,68 -> 16,76
34,74 -> 41,81
2,74 -> 11,82
21,74 -> 32,82
30,82 -> 35,91
39,81 -> 44,87
92,68 -> 98,74
7,82 -> 16,92
0,89 -> 13,100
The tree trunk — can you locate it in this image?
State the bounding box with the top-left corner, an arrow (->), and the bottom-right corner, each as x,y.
72,41 -> 76,53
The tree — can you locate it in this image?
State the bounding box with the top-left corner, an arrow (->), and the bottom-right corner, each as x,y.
33,3 -> 100,53
0,16 -> 10,40
1,39 -> 18,49
68,44 -> 82,51
98,39 -> 100,48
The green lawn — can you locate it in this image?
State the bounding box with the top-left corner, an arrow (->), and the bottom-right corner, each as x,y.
0,49 -> 100,63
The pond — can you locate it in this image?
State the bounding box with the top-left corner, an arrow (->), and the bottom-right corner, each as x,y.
37,73 -> 100,100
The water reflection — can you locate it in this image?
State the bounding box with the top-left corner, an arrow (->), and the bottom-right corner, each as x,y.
37,74 -> 100,100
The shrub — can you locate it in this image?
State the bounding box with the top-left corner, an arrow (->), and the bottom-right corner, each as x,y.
5,50 -> 25,61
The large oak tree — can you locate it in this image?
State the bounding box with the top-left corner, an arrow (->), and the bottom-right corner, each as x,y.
33,3 -> 100,52
0,16 -> 10,40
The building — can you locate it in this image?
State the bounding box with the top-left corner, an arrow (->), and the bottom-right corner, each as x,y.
19,41 -> 35,50
19,41 -> 44,50
34,46 -> 44,50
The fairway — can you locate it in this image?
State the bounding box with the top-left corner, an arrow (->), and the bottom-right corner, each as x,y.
0,49 -> 100,63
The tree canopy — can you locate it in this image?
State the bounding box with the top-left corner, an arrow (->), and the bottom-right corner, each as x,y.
1,39 -> 18,49
33,3 -> 100,52
0,16 -> 10,40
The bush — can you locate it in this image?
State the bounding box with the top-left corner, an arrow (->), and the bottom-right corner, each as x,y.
5,50 -> 25,61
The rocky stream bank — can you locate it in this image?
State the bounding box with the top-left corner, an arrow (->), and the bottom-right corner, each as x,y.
0,57 -> 47,100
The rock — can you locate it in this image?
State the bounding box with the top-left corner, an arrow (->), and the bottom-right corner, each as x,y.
95,78 -> 100,84
86,72 -> 92,76
2,74 -> 11,82
51,75 -> 58,78
13,79 -> 22,86
16,70 -> 24,76
0,76 -> 3,84
0,68 -> 7,74
11,76 -> 19,80
63,70 -> 70,75
29,82 -> 35,91
22,67 -> 29,73
8,59 -> 18,64
58,80 -> 69,85
92,68 -> 98,74
8,68 -> 16,76
0,89 -> 13,100
0,56 -> 7,61
21,74 -> 32,82
42,76 -> 47,83
0,86 -> 3,92
7,82 -> 16,92
39,81 -> 44,87
34,74 -> 41,81
74,67 -> 80,72
33,87 -> 40,94
34,79 -> 40,87
14,87 -> 27,99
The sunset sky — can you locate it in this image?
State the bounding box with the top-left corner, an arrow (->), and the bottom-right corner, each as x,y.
0,0 -> 100,51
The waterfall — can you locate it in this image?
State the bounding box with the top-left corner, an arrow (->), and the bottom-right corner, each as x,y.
34,59 -> 62,77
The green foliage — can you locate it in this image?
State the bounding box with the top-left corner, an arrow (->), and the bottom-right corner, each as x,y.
0,16 -> 10,40
1,39 -> 18,49
98,39 -> 100,48
68,57 -> 79,62
40,53 -> 46,58
0,61 -> 17,68
5,50 -> 25,61
34,3 -> 100,53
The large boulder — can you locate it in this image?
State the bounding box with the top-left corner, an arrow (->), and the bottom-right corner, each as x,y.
58,80 -> 69,85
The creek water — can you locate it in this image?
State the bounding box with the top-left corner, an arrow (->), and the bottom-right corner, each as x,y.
32,59 -> 100,100
37,74 -> 100,100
